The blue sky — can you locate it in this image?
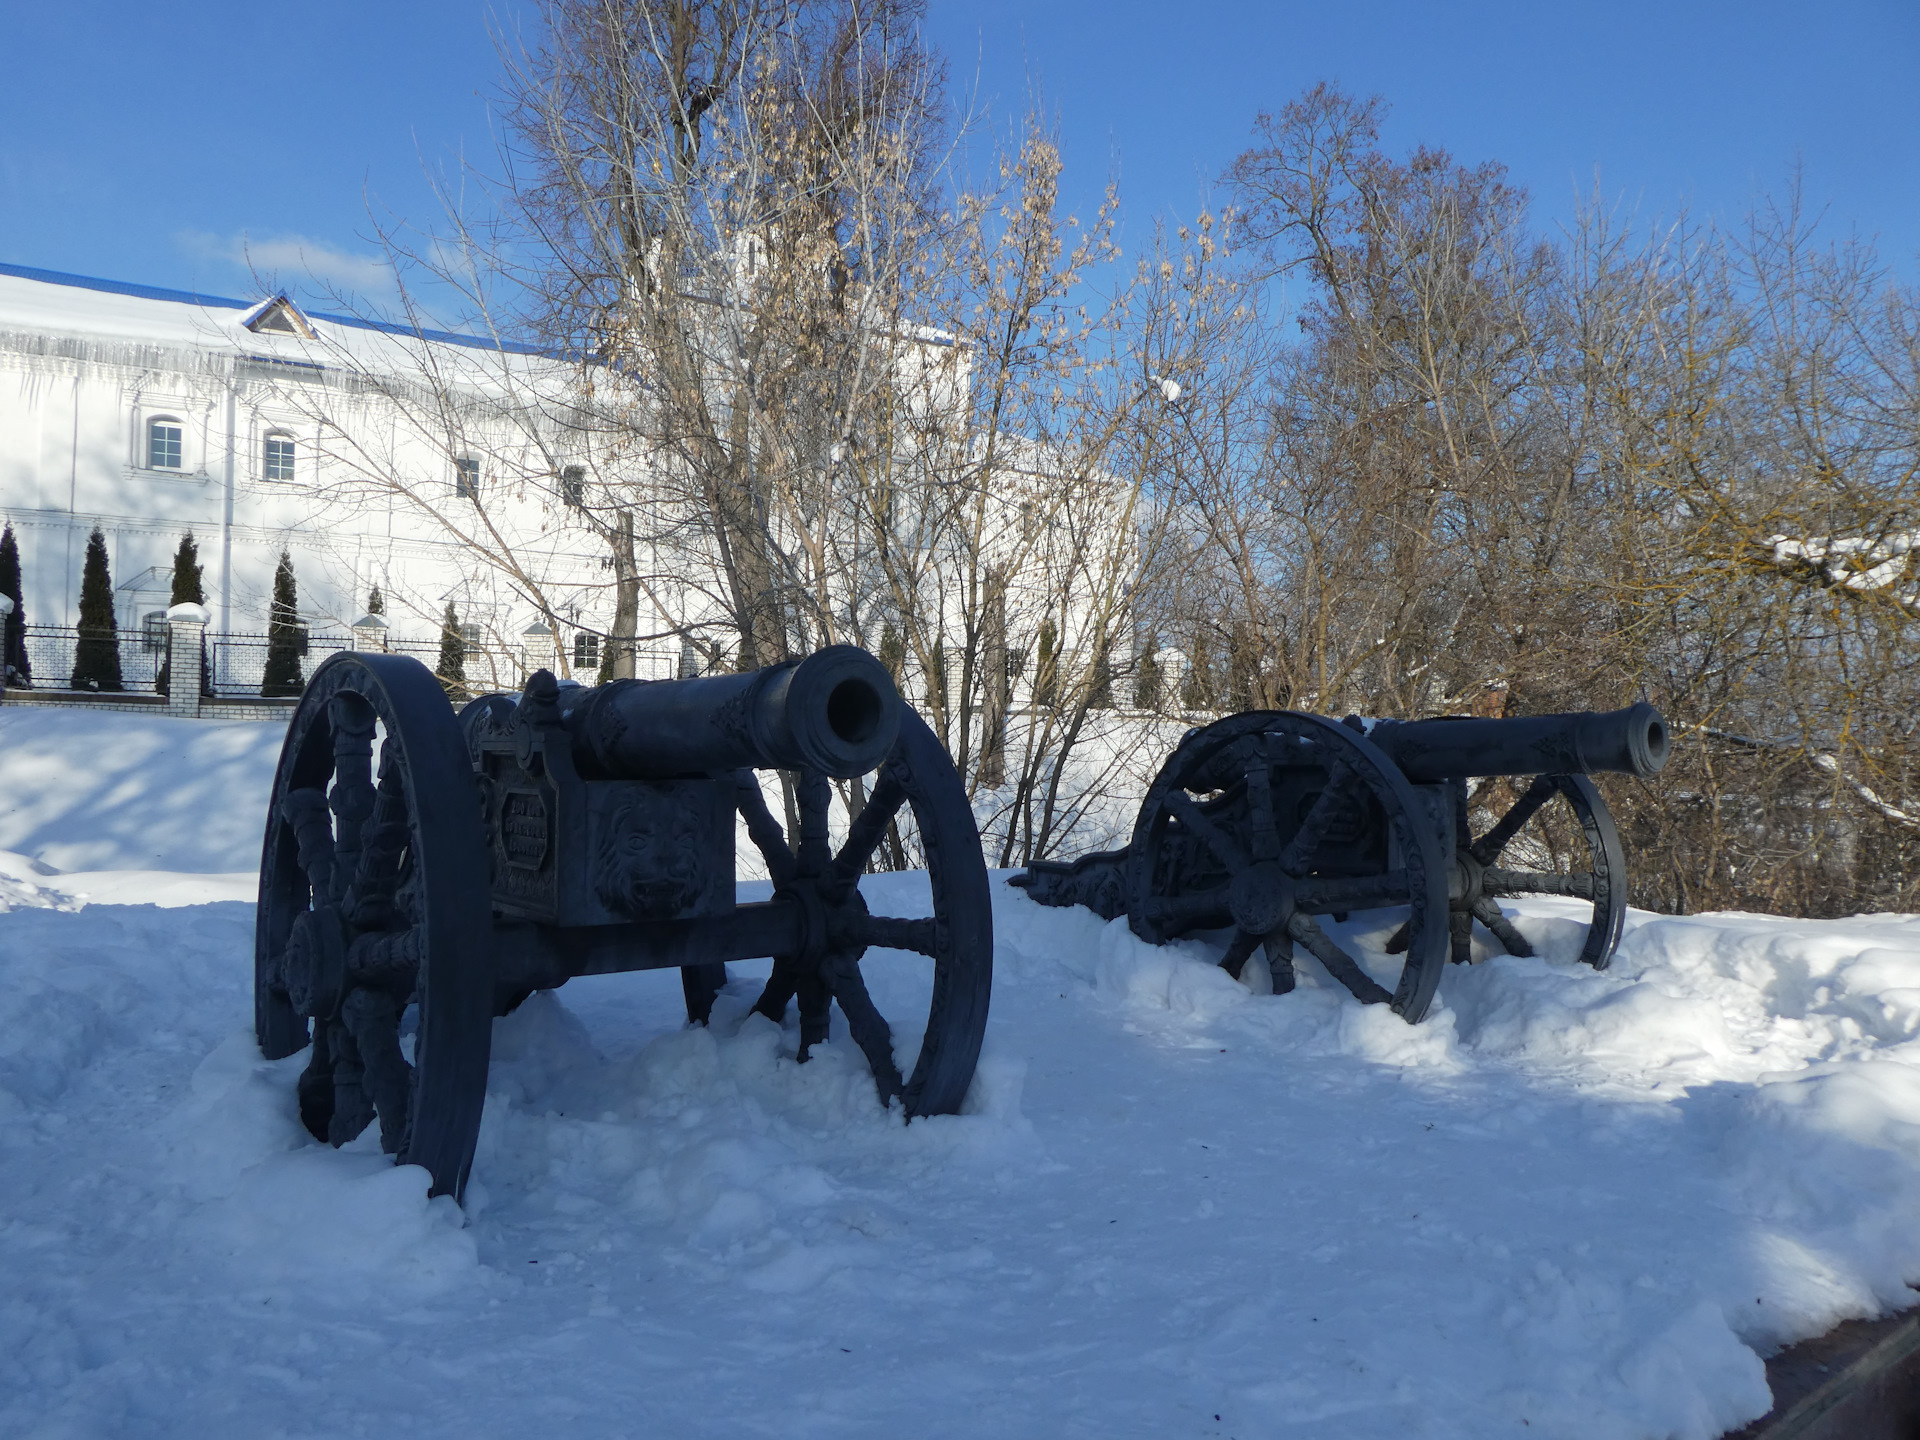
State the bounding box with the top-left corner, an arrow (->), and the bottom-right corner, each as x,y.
1,0 -> 1914,307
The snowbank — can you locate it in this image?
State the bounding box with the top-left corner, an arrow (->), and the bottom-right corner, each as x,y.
5,707 -> 1920,1438
0,705 -> 284,873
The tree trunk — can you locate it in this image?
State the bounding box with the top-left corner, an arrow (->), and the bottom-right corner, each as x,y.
610,509 -> 639,680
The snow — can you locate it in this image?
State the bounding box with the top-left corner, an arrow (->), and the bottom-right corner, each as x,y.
6,710 -> 1920,1437
1765,529 -> 1920,607
0,706 -> 285,874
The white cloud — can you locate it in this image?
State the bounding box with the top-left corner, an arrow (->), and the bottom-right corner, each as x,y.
175,229 -> 393,299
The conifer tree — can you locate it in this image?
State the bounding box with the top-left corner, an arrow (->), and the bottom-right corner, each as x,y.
436,602 -> 468,700
1181,628 -> 1214,712
156,532 -> 209,697
1086,641 -> 1113,709
367,584 -> 384,616
0,523 -> 29,685
927,638 -> 947,715
261,551 -> 304,697
1134,635 -> 1162,711
1033,619 -> 1059,710
71,527 -> 123,692
877,622 -> 904,683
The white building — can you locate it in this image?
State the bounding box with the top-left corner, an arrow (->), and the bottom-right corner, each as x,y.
0,261 -> 1137,708
0,262 -> 627,693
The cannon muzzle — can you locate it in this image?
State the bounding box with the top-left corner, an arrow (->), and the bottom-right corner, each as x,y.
564,644 -> 901,780
1367,702 -> 1670,782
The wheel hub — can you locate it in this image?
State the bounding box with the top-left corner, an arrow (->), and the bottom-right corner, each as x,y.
1229,861 -> 1294,935
1451,847 -> 1487,908
283,905 -> 348,1018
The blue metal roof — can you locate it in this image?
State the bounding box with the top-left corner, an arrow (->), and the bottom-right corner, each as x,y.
0,260 -> 554,357
0,261 -> 252,310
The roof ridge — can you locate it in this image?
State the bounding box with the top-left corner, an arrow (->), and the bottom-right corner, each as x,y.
0,260 -> 254,310
0,260 -> 556,358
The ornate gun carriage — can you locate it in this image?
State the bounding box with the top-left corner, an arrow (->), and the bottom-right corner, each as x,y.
1013,704 -> 1670,1024
254,645 -> 992,1203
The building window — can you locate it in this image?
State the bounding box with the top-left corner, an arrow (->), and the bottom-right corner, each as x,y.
573,632 -> 600,671
455,456 -> 480,500
264,432 -> 296,481
561,465 -> 586,509
458,623 -> 483,649
142,610 -> 169,654
148,418 -> 183,470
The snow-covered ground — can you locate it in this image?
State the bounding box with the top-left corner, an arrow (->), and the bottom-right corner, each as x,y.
5,708 -> 1920,1438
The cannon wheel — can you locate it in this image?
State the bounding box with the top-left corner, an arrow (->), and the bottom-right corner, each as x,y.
1449,773 -> 1629,970
256,652 -> 493,1202
1125,711 -> 1451,1024
743,710 -> 993,1116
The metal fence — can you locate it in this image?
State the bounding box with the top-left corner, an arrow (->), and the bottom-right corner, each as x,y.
17,624 -> 169,694
9,624 -> 697,700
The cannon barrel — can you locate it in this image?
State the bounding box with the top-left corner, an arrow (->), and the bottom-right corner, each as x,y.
561,644 -> 901,780
1366,702 -> 1670,783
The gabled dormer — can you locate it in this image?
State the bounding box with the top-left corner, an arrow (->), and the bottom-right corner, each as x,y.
239,294 -> 317,339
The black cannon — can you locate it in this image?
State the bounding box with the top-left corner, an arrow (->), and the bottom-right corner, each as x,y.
254,645 -> 992,1202
1012,704 -> 1670,1024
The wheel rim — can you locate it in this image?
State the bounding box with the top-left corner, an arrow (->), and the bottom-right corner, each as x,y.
1455,772 -> 1628,970
1125,711 -> 1450,1023
254,651 -> 493,1200
742,710 -> 992,1115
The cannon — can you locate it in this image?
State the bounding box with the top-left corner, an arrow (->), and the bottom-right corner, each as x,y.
1012,704 -> 1670,1024
254,645 -> 992,1202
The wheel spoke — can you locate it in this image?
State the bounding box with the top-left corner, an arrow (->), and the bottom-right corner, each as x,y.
1286,913 -> 1392,1004
1469,775 -> 1557,865
1244,746 -> 1281,862
752,955 -> 800,1026
860,915 -> 938,957
1483,867 -> 1595,899
1278,762 -> 1355,876
325,1018 -> 376,1146
341,987 -> 412,1155
1381,920 -> 1411,955
794,969 -> 832,1062
734,771 -> 798,887
327,695 -> 378,904
831,768 -> 907,889
281,787 -> 336,898
1217,928 -> 1259,980
1470,899 -> 1534,958
1296,870 -> 1408,913
795,769 -> 832,876
343,756 -> 409,930
296,1024 -> 335,1142
823,949 -> 905,1106
1449,908 -> 1474,965
1262,928 -> 1297,994
1162,788 -> 1251,871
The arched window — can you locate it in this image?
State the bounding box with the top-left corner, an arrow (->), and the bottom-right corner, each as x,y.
263,431 -> 296,482
147,417 -> 183,470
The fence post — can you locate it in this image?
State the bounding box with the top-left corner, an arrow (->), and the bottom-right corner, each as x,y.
165,603 -> 210,718
0,594 -> 10,697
